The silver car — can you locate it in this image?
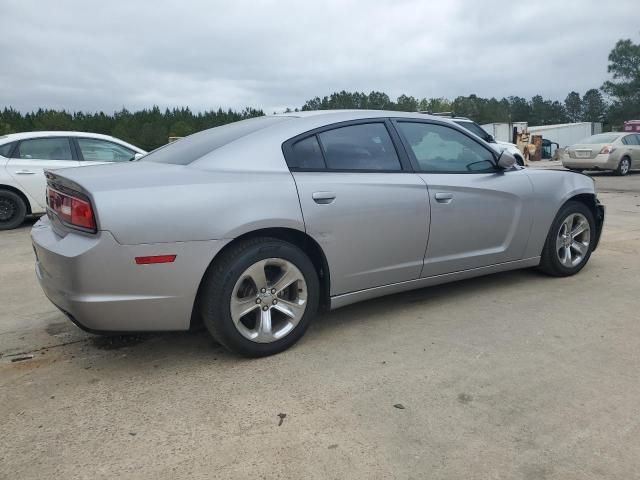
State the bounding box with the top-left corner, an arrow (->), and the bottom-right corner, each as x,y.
562,132 -> 640,175
32,111 -> 605,357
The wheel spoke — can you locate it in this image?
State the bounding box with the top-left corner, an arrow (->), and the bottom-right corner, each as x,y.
244,260 -> 268,290
230,298 -> 259,323
565,215 -> 575,233
571,241 -> 587,256
273,298 -> 306,320
571,222 -> 587,238
562,246 -> 572,266
256,308 -> 272,339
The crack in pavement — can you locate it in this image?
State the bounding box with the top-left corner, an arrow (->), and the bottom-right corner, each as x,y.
0,338 -> 87,359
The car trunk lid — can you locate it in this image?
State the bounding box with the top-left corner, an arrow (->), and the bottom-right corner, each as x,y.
568,144 -> 602,159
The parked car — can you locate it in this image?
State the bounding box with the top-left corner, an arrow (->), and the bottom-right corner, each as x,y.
32,111 -> 604,357
0,131 -> 146,229
441,116 -> 526,166
562,132 -> 640,175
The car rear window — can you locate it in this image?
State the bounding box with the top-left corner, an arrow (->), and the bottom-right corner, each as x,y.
141,116 -> 292,165
578,134 -> 621,144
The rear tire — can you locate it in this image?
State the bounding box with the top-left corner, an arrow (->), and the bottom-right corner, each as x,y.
616,157 -> 631,176
0,190 -> 27,230
199,237 -> 319,357
538,201 -> 595,277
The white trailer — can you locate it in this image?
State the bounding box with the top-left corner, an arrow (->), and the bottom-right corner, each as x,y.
527,122 -> 602,147
481,122 -> 529,143
480,123 -> 511,142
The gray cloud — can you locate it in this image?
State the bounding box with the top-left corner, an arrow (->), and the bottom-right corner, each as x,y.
1,0 -> 637,113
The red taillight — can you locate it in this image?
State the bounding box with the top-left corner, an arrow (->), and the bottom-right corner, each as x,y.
46,187 -> 96,231
600,145 -> 615,154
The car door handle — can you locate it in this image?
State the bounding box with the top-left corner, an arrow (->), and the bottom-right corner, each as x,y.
435,192 -> 454,203
15,170 -> 36,175
312,191 -> 336,204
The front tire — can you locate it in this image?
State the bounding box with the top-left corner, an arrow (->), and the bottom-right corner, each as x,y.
538,201 -> 595,277
199,237 -> 319,357
0,190 -> 27,230
616,157 -> 631,176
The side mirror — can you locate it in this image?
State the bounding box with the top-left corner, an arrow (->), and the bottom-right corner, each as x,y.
497,150 -> 516,170
133,152 -> 144,160
486,134 -> 496,143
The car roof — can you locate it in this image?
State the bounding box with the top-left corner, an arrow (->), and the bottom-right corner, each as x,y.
261,109 -> 462,141
276,109 -> 440,120
0,131 -> 146,152
185,110 -> 473,172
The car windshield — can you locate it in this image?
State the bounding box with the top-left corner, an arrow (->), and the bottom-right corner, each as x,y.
453,120 -> 492,142
141,116 -> 293,165
577,134 -> 621,144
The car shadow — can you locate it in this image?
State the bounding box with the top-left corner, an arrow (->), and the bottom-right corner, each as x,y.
312,267 -> 544,336
60,266 -> 549,367
586,170 -> 640,177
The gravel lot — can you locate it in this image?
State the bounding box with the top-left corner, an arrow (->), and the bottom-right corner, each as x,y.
2,168 -> 640,479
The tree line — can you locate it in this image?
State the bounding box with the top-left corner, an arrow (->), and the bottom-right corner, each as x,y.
0,37 -> 637,151
0,107 -> 264,152
299,89 -> 607,126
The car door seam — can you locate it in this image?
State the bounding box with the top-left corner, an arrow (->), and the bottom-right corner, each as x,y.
416,174 -> 432,278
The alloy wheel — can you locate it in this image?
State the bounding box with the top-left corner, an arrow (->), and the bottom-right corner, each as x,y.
620,158 -> 630,175
556,213 -> 591,268
0,197 -> 17,222
230,258 -> 308,343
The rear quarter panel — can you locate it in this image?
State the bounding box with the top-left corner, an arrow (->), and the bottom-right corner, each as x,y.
523,169 -> 597,258
50,162 -> 305,245
96,172 -> 303,245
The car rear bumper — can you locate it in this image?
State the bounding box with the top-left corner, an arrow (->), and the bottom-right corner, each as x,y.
562,154 -> 618,170
31,216 -> 228,332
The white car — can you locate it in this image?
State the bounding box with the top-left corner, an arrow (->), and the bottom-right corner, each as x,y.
0,131 -> 146,229
450,117 -> 526,166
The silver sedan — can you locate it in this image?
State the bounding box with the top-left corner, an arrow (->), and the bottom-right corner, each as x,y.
32,111 -> 605,357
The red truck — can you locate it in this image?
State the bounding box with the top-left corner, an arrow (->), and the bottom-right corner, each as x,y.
624,120 -> 640,132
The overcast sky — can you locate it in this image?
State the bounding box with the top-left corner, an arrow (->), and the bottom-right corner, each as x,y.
1,0 -> 637,113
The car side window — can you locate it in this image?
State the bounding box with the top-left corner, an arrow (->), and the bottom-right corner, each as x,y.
77,138 -> 136,162
0,141 -> 15,158
634,134 -> 640,145
289,136 -> 326,169
397,122 -> 496,173
623,135 -> 639,146
16,138 -> 73,160
317,123 -> 401,171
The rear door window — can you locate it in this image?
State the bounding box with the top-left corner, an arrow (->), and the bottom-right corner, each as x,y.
16,137 -> 73,160
289,136 -> 326,169
0,141 -> 15,158
624,135 -> 640,145
317,123 -> 401,171
77,138 -> 136,162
